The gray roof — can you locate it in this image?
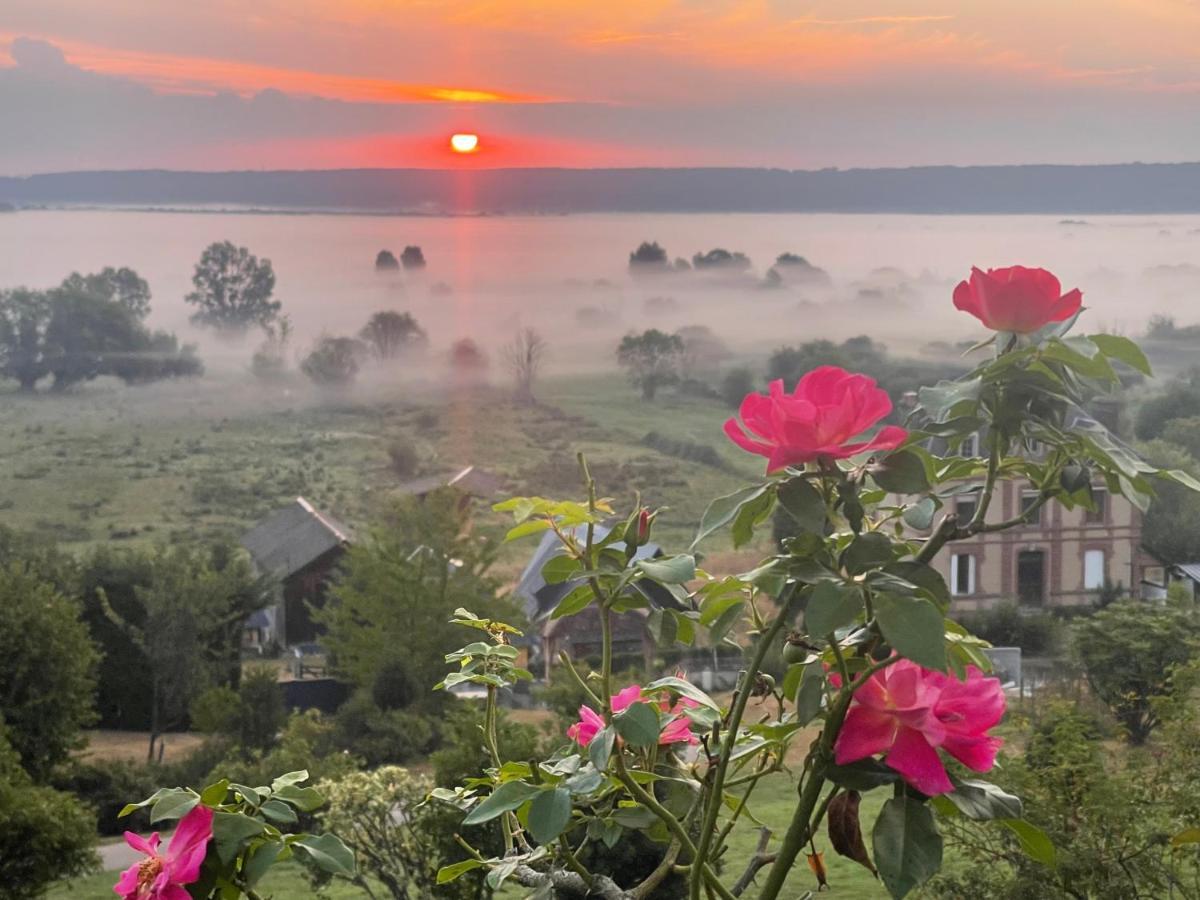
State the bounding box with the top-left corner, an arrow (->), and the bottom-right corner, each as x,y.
396,465 -> 506,499
1174,563 -> 1200,583
514,523 -> 678,622
240,498 -> 352,578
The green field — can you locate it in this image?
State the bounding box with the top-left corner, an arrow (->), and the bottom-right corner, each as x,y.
0,370 -> 767,574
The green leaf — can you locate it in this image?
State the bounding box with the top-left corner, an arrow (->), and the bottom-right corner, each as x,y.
692,484 -> 770,549
919,378 -> 982,423
874,595 -> 947,671
504,519 -> 552,542
242,840 -> 284,888
613,702 -> 660,748
645,676 -> 721,712
881,562 -> 951,610
589,726 -> 616,771
776,477 -> 828,534
260,799 -> 299,825
270,770 -> 310,790
999,818 -> 1056,867
1090,333 -> 1152,376
827,758 -> 900,791
462,781 -> 541,826
902,497 -> 937,531
527,787 -> 572,844
438,859 -> 487,884
230,783 -> 263,807
550,585 -> 593,619
870,451 -> 930,494
843,532 -> 894,576
1171,827 -> 1200,847
118,788 -> 175,819
636,554 -> 696,585
212,811 -> 268,864
941,780 -> 1023,821
542,554 -> 583,585
199,780 -> 230,807
293,833 -> 357,877
564,767 -> 606,796
150,791 -> 199,824
273,783 -> 325,813
731,489 -> 776,549
794,664 -> 825,726
805,581 -> 863,637
872,796 -> 944,899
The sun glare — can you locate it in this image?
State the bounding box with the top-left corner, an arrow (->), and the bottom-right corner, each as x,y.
450,133 -> 480,153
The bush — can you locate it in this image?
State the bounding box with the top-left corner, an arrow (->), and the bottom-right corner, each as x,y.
334,692 -> 440,766
430,704 -> 541,788
237,664 -> 285,752
0,727 -> 96,898
720,367 -> 755,408
313,766 -> 473,899
641,430 -> 728,469
51,757 -> 160,836
386,436 -> 420,479
301,336 -> 366,387
189,685 -> 241,735
207,710 -> 359,788
957,604 -> 1065,656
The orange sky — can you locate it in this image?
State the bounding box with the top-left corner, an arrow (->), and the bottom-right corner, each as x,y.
1,1 -> 1199,172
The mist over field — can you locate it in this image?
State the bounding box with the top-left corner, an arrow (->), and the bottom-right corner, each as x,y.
3,209 -> 1200,378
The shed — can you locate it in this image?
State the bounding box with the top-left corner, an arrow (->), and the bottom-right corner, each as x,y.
240,497 -> 352,648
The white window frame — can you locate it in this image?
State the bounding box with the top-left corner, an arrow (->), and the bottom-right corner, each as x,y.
960,433 -> 980,457
1021,490 -> 1043,526
951,553 -> 976,596
1084,550 -> 1106,590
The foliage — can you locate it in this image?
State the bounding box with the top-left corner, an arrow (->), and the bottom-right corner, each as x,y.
0,563 -> 98,780
692,248 -> 751,271
628,241 -> 669,274
251,316 -> 294,380
316,489 -> 507,699
0,724 -> 97,900
301,336 -> 367,387
386,435 -> 421,479
1135,367 -> 1200,439
1071,600 -> 1200,744
677,324 -> 731,379
236,665 -> 286,753
116,771 -> 356,897
375,250 -> 400,271
359,310 -> 428,361
401,246 -> 426,270
332,692 -> 440,766
720,366 -> 756,408
311,767 -> 453,898
52,756 -> 163,836
449,338 -> 489,374
641,430 -> 728,469
206,710 -> 361,791
616,328 -> 685,400
185,240 -> 282,333
0,273 -> 201,392
1136,439 -> 1200,564
768,335 -> 961,401
957,604 -> 1065,656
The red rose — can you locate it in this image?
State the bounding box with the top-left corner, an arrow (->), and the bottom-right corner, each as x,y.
953,265 -> 1082,334
724,366 -> 907,473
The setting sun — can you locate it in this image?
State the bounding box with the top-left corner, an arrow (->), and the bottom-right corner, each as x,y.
450,133 -> 479,153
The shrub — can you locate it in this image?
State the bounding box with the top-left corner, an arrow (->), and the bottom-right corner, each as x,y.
52,757 -> 160,836
430,704 -> 541,788
334,692 -> 440,766
237,664 -> 285,752
641,430 -> 728,469
957,603 -> 1065,656
207,710 -> 359,789
386,436 -> 420,479
189,685 -> 241,735
301,336 -> 367,387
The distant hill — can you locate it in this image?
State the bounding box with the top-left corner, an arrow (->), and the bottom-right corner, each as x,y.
3,163 -> 1200,214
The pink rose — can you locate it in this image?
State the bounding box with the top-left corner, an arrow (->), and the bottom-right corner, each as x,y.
566,683 -> 700,747
953,265 -> 1082,334
724,367 -> 907,473
833,660 -> 1004,796
114,804 -> 213,900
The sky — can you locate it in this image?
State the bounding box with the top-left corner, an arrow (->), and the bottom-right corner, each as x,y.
2,0 -> 1200,174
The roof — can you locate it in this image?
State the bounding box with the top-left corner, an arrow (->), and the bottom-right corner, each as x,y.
514,523 -> 681,622
1174,563 -> 1200,583
395,465 -> 506,499
240,497 -> 352,579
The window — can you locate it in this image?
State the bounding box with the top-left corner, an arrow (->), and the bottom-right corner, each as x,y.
1018,550 -> 1046,606
955,495 -> 978,523
951,554 -> 976,596
1020,491 -> 1043,526
1085,489 -> 1107,524
960,433 -> 980,457
1084,550 -> 1106,590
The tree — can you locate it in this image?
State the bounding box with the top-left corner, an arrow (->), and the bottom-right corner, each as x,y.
1138,439 -> 1200,564
0,288 -> 49,390
185,240 -> 281,333
59,267 -> 151,319
676,324 -> 730,379
1135,367 -> 1200,439
251,315 -> 293,380
503,327 -> 548,404
0,724 -> 97,899
772,253 -> 832,286
359,311 -> 427,361
692,248 -> 751,271
449,337 -> 488,376
616,329 -> 684,400
628,241 -> 669,275
301,336 -> 367,387
400,245 -> 426,270
0,564 -> 98,780
375,249 -> 400,271
315,490 -> 506,698
1072,601 -> 1200,744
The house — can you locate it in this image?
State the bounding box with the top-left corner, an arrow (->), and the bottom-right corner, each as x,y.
240,497 -> 352,649
395,465 -> 507,502
1141,562 -> 1200,601
916,409 -> 1150,610
513,523 -> 682,678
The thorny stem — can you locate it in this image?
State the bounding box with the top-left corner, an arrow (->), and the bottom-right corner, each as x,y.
689,583 -> 800,900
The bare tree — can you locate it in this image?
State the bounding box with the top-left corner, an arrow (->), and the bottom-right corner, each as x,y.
503,328 -> 549,404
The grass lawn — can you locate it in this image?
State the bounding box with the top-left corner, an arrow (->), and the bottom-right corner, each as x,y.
0,370 -> 768,577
